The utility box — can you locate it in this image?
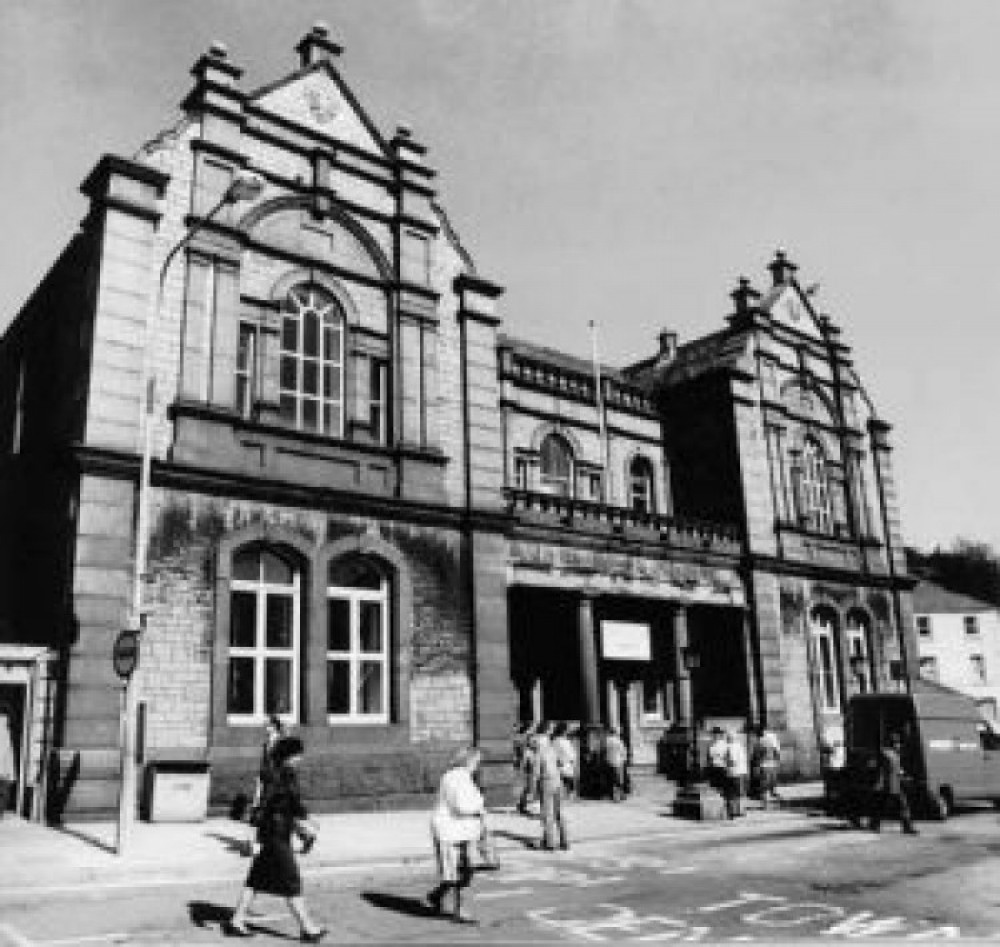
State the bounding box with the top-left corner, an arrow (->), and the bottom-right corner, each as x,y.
144,761 -> 210,822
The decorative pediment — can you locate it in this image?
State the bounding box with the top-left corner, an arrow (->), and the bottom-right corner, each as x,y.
253,67 -> 386,156
766,286 -> 824,341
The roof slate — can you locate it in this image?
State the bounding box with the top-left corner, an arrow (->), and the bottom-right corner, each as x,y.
912,579 -> 996,615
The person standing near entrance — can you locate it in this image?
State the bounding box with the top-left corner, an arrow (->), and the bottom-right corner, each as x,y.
604,726 -> 628,802
0,706 -> 14,818
552,723 -> 578,800
869,733 -> 917,835
752,725 -> 782,809
705,727 -> 728,794
534,731 -> 570,850
516,726 -> 539,816
724,730 -> 748,818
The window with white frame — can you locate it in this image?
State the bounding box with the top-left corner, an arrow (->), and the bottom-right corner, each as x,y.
539,433 -> 574,497
919,656 -> 939,682
236,322 -> 257,418
369,359 -> 387,444
916,616 -> 931,638
799,437 -> 833,533
326,556 -> 390,723
846,612 -> 874,694
228,547 -> 300,723
965,615 -> 980,636
512,454 -> 530,490
971,653 -> 987,684
810,608 -> 842,712
279,284 -> 345,436
629,456 -> 655,514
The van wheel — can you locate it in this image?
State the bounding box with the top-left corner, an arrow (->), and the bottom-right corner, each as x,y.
927,790 -> 951,821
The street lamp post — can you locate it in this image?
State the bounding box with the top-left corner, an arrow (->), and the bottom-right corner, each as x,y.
116,171 -> 264,855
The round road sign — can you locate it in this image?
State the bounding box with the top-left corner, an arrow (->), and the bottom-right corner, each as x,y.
113,629 -> 140,679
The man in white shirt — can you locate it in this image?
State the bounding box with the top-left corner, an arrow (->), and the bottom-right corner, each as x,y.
724,730 -> 749,818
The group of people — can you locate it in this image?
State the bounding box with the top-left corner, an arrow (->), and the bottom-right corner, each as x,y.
514,721 -> 576,851
705,725 -> 783,818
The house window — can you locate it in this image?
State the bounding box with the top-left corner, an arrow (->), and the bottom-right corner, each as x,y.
916,616 -> 931,638
228,547 -> 300,724
513,455 -> 530,490
539,433 -> 574,497
971,654 -> 987,684
799,437 -> 833,533
369,359 -> 387,444
279,284 -> 345,436
846,613 -> 874,694
235,322 -> 257,418
326,556 -> 390,724
965,615 -> 980,636
810,608 -> 842,712
629,456 -> 655,514
919,656 -> 939,682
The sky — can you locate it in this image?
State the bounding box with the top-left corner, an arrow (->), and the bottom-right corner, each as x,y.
1,0 -> 997,553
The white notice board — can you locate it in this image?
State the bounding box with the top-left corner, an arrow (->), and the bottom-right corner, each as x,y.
600,620 -> 651,661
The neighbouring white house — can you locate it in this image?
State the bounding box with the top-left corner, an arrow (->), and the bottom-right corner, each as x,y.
913,580 -> 1000,722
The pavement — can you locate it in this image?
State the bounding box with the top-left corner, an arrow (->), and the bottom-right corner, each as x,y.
0,779 -> 827,898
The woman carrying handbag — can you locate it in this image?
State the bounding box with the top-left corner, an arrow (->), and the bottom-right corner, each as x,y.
427,746 -> 488,924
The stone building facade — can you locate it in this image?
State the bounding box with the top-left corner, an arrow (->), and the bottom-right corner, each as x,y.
0,24 -> 915,820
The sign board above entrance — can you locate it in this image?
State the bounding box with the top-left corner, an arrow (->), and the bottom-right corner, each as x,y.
600,620 -> 651,661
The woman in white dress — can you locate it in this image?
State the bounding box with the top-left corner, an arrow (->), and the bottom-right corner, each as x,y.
427,746 -> 487,924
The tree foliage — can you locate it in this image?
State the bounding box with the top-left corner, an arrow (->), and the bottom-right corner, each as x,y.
907,539 -> 1000,607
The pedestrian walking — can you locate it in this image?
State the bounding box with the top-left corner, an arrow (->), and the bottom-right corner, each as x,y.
752,725 -> 782,809
552,722 -> 578,800
241,714 -> 286,856
869,733 -> 918,835
427,746 -> 488,925
724,729 -> 748,818
228,736 -> 326,941
0,706 -> 14,818
705,727 -> 728,795
516,726 -> 539,815
535,732 -> 570,850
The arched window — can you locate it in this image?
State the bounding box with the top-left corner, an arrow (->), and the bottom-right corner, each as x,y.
810,607 -> 842,712
539,433 -> 573,497
279,283 -> 345,436
629,456 -> 655,514
326,556 -> 390,723
799,437 -> 833,533
228,546 -> 300,723
846,612 -> 874,694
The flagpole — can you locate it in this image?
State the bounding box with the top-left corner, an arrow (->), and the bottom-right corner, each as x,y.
588,320 -> 610,503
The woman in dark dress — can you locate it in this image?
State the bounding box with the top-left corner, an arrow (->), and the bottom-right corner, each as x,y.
228,736 -> 325,941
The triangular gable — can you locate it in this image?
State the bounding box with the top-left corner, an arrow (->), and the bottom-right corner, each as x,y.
250,63 -> 388,157
762,285 -> 824,341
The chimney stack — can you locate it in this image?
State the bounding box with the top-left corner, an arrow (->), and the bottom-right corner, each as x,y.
296,22 -> 343,68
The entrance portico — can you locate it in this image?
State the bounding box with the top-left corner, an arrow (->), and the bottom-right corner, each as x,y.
507,540 -> 748,770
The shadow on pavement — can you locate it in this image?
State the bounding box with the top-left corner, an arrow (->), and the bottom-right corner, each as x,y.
362,890 -> 441,919
492,827 -> 538,849
188,900 -> 233,928
207,830 -> 251,855
54,823 -> 116,855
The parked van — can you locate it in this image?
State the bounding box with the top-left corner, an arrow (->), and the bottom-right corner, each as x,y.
836,679 -> 1000,819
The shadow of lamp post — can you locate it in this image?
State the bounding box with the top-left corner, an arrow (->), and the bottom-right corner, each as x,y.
116,170 -> 264,856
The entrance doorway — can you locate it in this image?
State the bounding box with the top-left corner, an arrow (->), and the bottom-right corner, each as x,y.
0,682 -> 26,815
